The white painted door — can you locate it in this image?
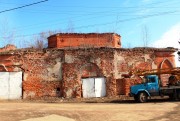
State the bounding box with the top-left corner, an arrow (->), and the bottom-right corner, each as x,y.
9,72 -> 22,99
82,77 -> 106,98
95,78 -> 106,97
82,78 -> 95,98
0,72 -> 9,99
0,72 -> 22,99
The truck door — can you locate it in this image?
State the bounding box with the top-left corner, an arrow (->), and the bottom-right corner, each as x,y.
146,76 -> 159,96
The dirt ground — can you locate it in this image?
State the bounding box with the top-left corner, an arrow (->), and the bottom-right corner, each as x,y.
0,99 -> 179,121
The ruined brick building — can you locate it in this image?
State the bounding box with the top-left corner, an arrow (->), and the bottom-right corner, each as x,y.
0,33 -> 177,99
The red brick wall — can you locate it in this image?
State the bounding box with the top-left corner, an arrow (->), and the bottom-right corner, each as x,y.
23,81 -> 61,99
154,51 -> 175,68
116,76 -> 142,96
154,51 -> 175,86
0,44 -> 16,53
0,49 -> 64,99
116,79 -> 124,95
115,49 -> 176,95
48,33 -> 121,48
62,48 -> 115,98
0,46 -> 176,99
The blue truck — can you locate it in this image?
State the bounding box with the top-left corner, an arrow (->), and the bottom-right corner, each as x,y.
129,75 -> 180,103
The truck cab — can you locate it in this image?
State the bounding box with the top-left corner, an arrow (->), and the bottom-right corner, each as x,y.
130,75 -> 160,103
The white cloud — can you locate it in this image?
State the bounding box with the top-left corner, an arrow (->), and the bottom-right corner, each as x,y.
153,23 -> 180,48
153,23 -> 180,67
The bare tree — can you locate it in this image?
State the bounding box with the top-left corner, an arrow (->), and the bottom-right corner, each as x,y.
66,20 -> 74,33
141,25 -> 150,47
0,19 -> 15,47
29,30 -> 58,49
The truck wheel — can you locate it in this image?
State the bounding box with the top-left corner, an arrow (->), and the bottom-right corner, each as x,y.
138,92 -> 147,103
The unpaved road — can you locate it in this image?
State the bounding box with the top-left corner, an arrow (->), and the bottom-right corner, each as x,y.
0,100 -> 179,121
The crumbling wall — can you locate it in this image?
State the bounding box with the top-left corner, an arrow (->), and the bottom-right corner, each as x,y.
154,51 -> 175,86
62,48 -> 116,98
115,48 -> 176,95
0,44 -> 16,53
0,49 -> 64,99
114,49 -> 155,79
0,45 -> 176,99
48,33 -> 121,48
20,50 -> 64,99
0,54 -> 18,71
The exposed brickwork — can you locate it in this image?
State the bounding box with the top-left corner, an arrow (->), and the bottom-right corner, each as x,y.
62,48 -> 115,98
114,48 -> 176,96
0,49 -> 64,99
23,80 -> 61,98
106,77 -> 117,96
0,44 -> 16,53
0,34 -> 177,99
48,33 -> 121,48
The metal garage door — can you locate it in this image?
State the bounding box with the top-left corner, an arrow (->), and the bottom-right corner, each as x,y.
82,77 -> 106,98
82,78 -> 95,98
95,78 -> 106,97
0,72 -> 22,99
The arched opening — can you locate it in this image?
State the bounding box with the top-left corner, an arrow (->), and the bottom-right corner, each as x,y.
159,58 -> 174,86
80,63 -> 103,78
159,58 -> 173,69
80,63 -> 106,98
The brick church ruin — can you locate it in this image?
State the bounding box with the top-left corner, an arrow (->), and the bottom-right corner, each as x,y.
0,33 -> 177,99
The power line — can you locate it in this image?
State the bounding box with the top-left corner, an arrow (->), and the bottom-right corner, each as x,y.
6,8 -> 148,32
0,0 -> 48,14
8,4 -> 179,32
2,0 -> 179,32
73,11 -> 178,30
1,10 -> 177,39
0,1 -> 179,39
0,0 -> 179,9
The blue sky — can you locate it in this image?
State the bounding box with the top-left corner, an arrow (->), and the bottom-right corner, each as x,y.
0,0 -> 180,65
